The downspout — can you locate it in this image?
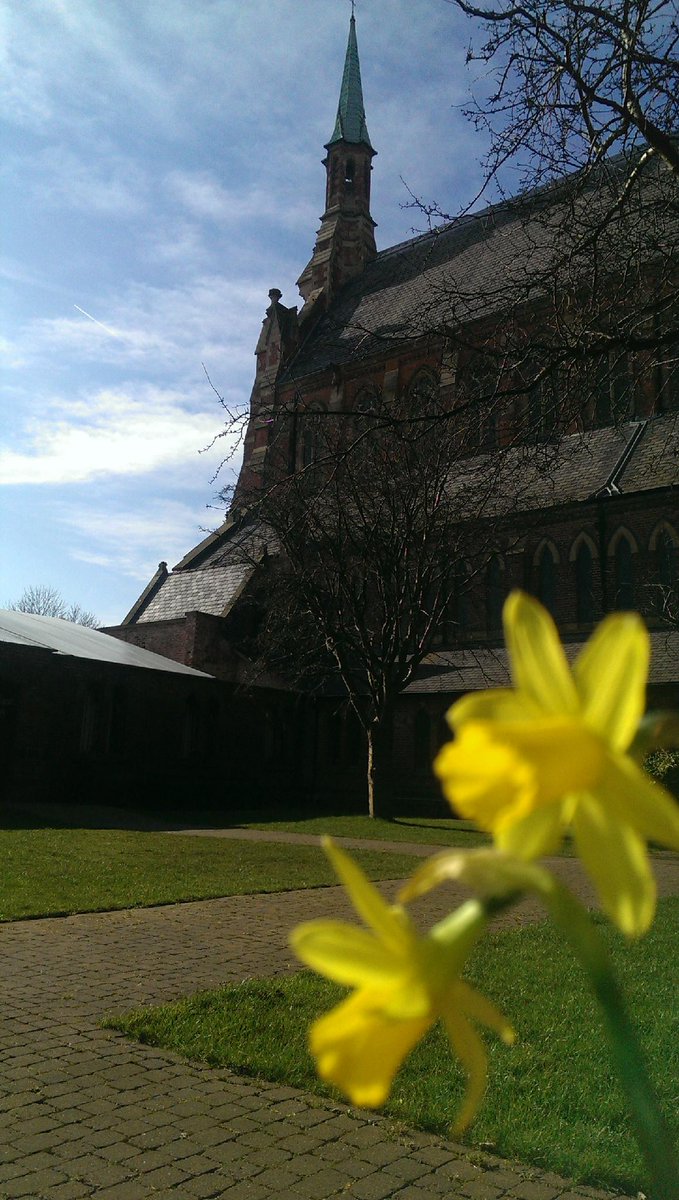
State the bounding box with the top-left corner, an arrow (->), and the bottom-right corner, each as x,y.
591,421 -> 647,614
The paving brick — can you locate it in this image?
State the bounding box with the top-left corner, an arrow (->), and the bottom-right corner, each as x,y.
4,1168 -> 69,1196
218,1182 -> 273,1200
342,1171 -> 403,1199
510,1184 -> 561,1200
391,1188 -> 440,1200
460,1181 -> 504,1200
41,1182 -> 91,1199
181,1171 -> 227,1198
0,871 -> 646,1200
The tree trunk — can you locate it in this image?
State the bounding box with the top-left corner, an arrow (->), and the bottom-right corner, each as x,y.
366,712 -> 394,819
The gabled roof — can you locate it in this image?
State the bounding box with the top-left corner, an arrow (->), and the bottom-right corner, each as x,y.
134,562 -> 254,624
326,15 -> 374,152
128,520 -> 278,625
0,610 -> 212,676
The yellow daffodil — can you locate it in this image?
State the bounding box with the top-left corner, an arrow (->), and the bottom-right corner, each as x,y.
290,837 -> 514,1133
435,591 -> 679,937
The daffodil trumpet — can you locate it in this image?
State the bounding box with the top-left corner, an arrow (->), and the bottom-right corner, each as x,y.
435,591 -> 679,937
290,837 -> 514,1134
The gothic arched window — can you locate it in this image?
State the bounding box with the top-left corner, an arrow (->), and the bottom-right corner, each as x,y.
575,540 -> 595,625
535,543 -> 558,615
406,368 -> 439,412
452,559 -> 470,639
612,533 -> 635,610
486,554 -> 504,635
301,426 -> 316,468
657,529 -> 678,590
354,385 -> 379,414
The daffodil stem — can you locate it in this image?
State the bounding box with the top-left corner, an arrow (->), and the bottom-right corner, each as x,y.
541,883 -> 678,1200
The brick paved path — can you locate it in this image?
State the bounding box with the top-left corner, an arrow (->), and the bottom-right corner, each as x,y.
3,848 -> 677,1200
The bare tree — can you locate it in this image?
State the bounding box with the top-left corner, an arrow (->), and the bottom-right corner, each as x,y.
228,381 -> 547,816
423,0 -> 679,426
8,585 -> 99,628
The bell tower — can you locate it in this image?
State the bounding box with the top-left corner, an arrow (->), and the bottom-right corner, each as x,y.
297,13 -> 377,309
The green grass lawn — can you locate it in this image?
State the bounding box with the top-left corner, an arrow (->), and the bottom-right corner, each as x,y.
109,899 -> 679,1195
242,814 -> 490,846
0,828 -> 419,921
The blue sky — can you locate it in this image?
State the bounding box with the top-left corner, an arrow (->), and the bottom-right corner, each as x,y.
1,0 -> 487,626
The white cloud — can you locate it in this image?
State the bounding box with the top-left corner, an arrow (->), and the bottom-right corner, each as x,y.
15,272 -> 269,385
59,498 -> 229,580
32,146 -> 149,217
166,169 -> 317,233
0,385 -> 236,486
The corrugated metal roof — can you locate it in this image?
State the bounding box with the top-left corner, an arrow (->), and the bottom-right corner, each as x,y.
0,611 -> 212,677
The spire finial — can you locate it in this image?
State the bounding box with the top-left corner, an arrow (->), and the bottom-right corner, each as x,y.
326,2 -> 374,150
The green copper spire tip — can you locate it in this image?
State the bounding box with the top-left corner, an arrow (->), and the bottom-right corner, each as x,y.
327,14 -> 374,151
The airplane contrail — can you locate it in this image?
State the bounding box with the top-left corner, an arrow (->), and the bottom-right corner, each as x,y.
74,304 -> 122,338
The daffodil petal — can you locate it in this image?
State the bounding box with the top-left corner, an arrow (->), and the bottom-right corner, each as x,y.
310,991 -> 431,1107
504,592 -> 578,715
597,756 -> 679,851
442,1008 -> 488,1135
322,837 -> 412,953
573,614 -> 649,750
290,921 -> 404,988
572,797 -> 656,937
448,689 -> 538,730
455,979 -> 515,1045
495,802 -> 565,860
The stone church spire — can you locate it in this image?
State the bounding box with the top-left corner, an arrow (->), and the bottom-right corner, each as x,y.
297,13 -> 377,310
327,12 -> 374,152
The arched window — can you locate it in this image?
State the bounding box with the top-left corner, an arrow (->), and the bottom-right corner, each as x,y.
535,543 -> 558,615
452,559 -> 470,639
613,535 -> 635,610
344,158 -> 355,189
301,426 -> 315,467
406,368 -> 439,411
354,385 -> 379,414
522,357 -> 558,440
657,530 -> 678,590
460,353 -> 500,451
486,554 -> 504,635
655,338 -> 679,414
575,541 -> 595,625
414,709 -> 431,769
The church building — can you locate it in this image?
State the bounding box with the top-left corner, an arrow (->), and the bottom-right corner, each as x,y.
105,15 -> 679,813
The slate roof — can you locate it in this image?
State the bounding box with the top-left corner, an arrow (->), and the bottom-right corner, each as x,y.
283,156 -> 674,382
447,416 -> 678,519
406,629 -> 679,694
135,563 -> 255,624
130,521 -> 277,625
0,611 -> 211,676
618,412 -> 679,493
